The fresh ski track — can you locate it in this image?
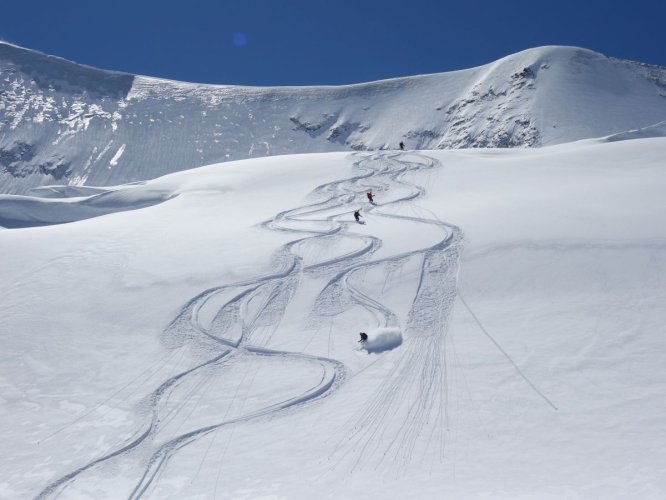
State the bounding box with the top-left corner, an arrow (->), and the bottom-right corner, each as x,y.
36,151 -> 462,499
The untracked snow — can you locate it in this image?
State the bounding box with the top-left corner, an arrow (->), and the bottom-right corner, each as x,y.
1,134 -> 665,499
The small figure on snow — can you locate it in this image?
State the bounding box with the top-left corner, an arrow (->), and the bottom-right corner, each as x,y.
353,210 -> 362,223
399,141 -> 405,150
366,191 -> 375,204
359,332 -> 368,343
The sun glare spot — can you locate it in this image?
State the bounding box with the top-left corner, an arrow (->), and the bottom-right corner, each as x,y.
232,32 -> 248,47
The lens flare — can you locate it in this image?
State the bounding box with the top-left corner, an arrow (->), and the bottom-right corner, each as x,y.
232,32 -> 248,47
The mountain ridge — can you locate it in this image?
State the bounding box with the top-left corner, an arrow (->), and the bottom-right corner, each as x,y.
1,42 -> 665,194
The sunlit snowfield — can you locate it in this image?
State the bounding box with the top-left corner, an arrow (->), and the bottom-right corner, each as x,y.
1,134 -> 665,498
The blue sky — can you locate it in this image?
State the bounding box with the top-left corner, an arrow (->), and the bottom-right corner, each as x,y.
1,0 -> 664,86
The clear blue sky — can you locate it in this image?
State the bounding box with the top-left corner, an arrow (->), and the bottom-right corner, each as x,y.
1,0 -> 664,86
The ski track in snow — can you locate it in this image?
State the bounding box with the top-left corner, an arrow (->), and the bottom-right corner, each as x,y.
35,151 -> 462,499
319,153 -> 462,475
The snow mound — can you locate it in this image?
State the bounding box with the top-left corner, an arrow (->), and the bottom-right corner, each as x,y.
0,183 -> 173,228
604,121 -> 666,142
362,327 -> 403,354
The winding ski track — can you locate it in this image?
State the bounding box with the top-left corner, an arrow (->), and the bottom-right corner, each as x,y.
36,151 -> 462,499
320,153 -> 462,472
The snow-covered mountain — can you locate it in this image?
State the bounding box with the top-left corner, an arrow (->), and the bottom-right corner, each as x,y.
1,42 -> 665,194
2,42 -> 666,500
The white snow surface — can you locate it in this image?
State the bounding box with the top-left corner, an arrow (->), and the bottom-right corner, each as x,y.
2,42 -> 666,194
1,136 -> 665,499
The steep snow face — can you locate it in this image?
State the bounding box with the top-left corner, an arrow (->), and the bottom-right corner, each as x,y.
1,42 -> 666,194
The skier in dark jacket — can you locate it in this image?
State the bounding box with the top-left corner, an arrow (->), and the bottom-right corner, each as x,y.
353,210 -> 362,222
399,141 -> 405,150
359,332 -> 368,343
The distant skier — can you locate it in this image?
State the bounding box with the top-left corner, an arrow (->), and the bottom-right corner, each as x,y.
353,210 -> 362,223
366,191 -> 375,203
359,332 -> 368,343
399,141 -> 405,150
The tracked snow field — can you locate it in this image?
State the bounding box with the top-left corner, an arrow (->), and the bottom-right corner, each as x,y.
1,139 -> 666,499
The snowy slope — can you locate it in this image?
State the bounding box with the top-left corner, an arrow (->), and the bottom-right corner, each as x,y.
2,42 -> 666,194
1,136 -> 665,499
